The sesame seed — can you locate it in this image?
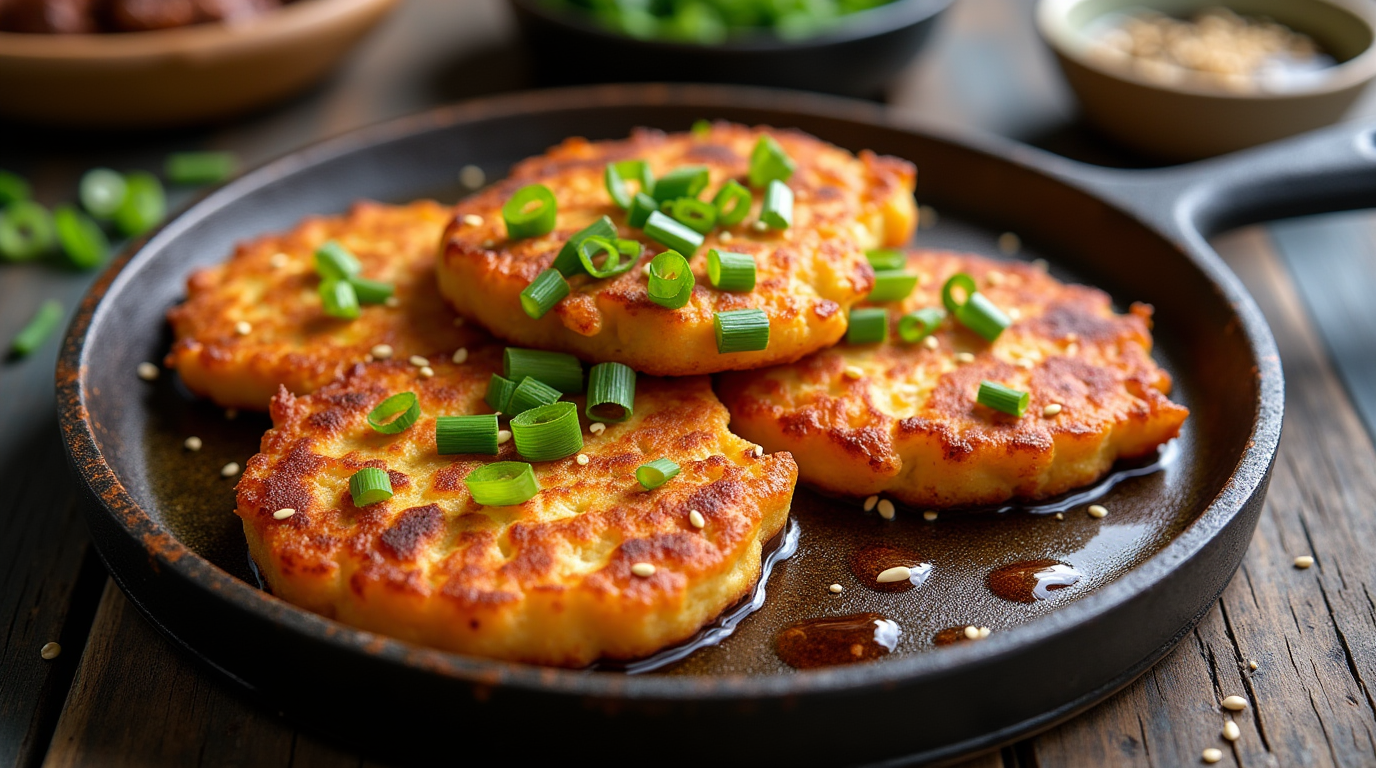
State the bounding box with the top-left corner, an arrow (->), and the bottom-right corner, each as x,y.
363,355 -> 374,363
978,626 -> 991,639
877,499 -> 896,520
273,508 -> 295,520
876,566 -> 911,584
964,625 -> 980,640
843,365 -> 864,380
1294,555 -> 1315,569
220,462 -> 240,478
998,232 -> 1021,254
1223,720 -> 1240,741
234,320 -> 252,336
753,445 -> 763,457
481,239 -> 496,248
1016,359 -> 1035,370
184,436 -> 202,451
1006,307 -> 1021,320
40,642 -> 60,660
452,348 -> 468,364
419,366 -> 435,378
268,252 -> 289,268
589,422 -> 606,435
497,430 -> 512,445
225,408 -> 238,420
460,165 -> 486,189
955,352 -> 975,364
462,214 -> 484,227
751,220 -> 767,232
370,344 -> 393,360
1043,403 -> 1063,417
409,355 -> 429,367
863,496 -> 878,511
137,362 -> 159,381
829,583 -> 844,594
452,317 -> 466,327
1055,512 -> 1065,521
631,562 -> 656,577
719,231 -> 734,243
384,296 -> 400,308
923,336 -> 939,350
1088,504 -> 1108,519
1065,342 -> 1080,356
689,510 -> 705,529
986,270 -> 1006,286
923,510 -> 938,521
1221,695 -> 1248,711
1249,660 -> 1258,670
576,453 -> 589,466
1202,747 -> 1222,763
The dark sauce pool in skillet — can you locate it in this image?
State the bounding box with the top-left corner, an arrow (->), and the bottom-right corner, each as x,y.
987,559 -> 1083,603
775,613 -> 902,669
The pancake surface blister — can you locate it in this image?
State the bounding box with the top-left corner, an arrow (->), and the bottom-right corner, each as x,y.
437,122 -> 917,375
718,250 -> 1189,508
235,351 -> 797,667
167,200 -> 484,409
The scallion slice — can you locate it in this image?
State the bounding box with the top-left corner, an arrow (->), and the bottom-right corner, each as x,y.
367,392 -> 420,434
502,184 -> 558,240
504,347 -> 584,393
712,180 -> 752,226
587,362 -> 635,422
646,250 -> 695,309
628,192 -> 659,229
636,458 -> 681,490
898,308 -> 946,343
644,210 -> 704,256
314,240 -> 361,280
714,308 -> 770,353
868,270 -> 918,303
551,215 -> 617,276
605,160 -> 653,209
691,119 -> 712,137
9,299 -> 62,358
520,268 -> 570,319
0,170 -> 30,205
53,205 -> 109,270
113,171 -> 165,238
667,198 -> 717,234
651,165 -> 709,202
506,376 -> 563,416
78,168 -> 126,219
510,401 -> 584,461
437,414 -> 499,455
349,276 -> 394,305
749,135 -> 795,187
942,273 -> 1011,342
486,374 -> 517,413
977,380 -> 1030,417
464,461 -> 540,506
576,235 -> 637,279
349,467 -> 394,506
319,279 -> 360,319
165,151 -> 239,185
706,249 -> 756,292
865,248 -> 906,271
0,201 -> 54,262
760,180 -> 793,230
846,307 -> 889,344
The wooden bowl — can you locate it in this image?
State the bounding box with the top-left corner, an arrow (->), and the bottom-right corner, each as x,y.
1037,0 -> 1376,160
0,0 -> 399,128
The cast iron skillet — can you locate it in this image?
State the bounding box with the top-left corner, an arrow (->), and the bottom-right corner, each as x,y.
54,84 -> 1376,765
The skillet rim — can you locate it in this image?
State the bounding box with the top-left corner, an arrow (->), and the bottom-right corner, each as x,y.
54,82 -> 1283,701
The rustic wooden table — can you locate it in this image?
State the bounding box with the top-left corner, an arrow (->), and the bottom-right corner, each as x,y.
3,0 -> 1376,765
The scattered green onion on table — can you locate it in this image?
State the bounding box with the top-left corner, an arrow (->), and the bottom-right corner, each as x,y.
9,300 -> 62,358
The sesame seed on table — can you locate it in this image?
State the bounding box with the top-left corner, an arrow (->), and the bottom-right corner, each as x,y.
2,0 -> 1376,765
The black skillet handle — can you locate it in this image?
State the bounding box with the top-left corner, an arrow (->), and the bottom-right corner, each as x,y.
1058,121 -> 1376,246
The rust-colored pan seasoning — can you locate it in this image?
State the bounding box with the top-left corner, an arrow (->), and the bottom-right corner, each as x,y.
59,85 -> 1376,766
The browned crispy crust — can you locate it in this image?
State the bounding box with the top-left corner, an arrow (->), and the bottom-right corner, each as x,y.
437,123 -> 917,376
166,200 -> 485,410
718,250 -> 1189,508
236,351 -> 797,666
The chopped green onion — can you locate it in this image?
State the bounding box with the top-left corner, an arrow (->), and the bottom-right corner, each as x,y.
348,276 -> 394,304
587,362 -> 636,422
486,374 -> 517,413
636,458 -> 681,490
113,171 -> 166,238
577,235 -> 637,279
506,376 -> 563,416
651,165 -> 709,202
510,401 -> 584,461
644,210 -> 704,256
667,198 -> 717,234
749,135 -> 796,188
437,414 -> 499,455
54,205 -> 109,270
646,250 -> 695,309
712,180 -> 752,226
314,240 -> 361,280
520,268 -> 570,319
349,467 -> 394,506
551,215 -> 616,276
706,249 -> 755,292
628,192 -> 659,229
942,273 -> 1011,342
691,119 -> 712,137
714,308 -> 770,353
502,184 -> 558,239
605,160 -> 653,209
868,270 -> 918,303
0,201 -> 55,261
504,347 -> 584,393
79,168 -> 126,219
367,392 -> 420,434
9,299 -> 62,358
0,170 -> 30,205
865,248 -> 906,271
977,380 -> 1030,417
165,151 -> 239,185
319,279 -> 360,319
760,180 -> 793,230
464,461 -> 540,506
846,308 -> 889,344
898,308 -> 946,343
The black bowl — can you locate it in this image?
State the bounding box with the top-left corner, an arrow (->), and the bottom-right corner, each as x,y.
508,0 -> 953,98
